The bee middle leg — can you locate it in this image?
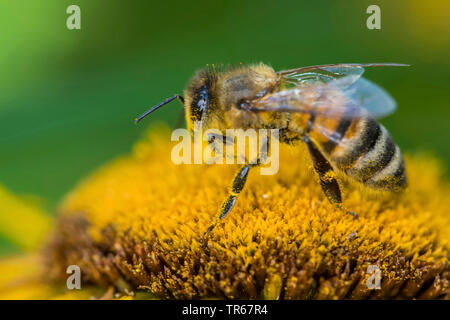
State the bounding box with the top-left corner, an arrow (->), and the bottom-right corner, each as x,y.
205,135 -> 269,234
303,135 -> 358,219
205,163 -> 258,234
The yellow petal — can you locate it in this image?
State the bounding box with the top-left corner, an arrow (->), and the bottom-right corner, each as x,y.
0,186 -> 52,251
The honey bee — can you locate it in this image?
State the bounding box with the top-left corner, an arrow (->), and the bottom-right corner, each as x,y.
136,62 -> 408,233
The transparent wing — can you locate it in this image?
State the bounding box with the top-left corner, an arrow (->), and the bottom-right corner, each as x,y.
278,63 -> 408,88
280,64 -> 364,87
343,77 -> 397,118
277,63 -> 408,76
250,75 -> 397,119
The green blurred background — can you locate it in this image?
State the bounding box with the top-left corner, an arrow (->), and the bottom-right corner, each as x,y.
0,0 -> 449,254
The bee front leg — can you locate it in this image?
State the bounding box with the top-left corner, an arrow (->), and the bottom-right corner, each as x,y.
303,135 -> 358,219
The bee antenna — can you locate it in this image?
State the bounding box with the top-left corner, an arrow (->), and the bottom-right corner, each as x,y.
135,94 -> 185,124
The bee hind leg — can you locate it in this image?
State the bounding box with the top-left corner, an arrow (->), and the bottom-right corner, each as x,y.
303,135 -> 358,219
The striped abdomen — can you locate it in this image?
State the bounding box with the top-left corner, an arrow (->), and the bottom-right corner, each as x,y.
309,114 -> 407,191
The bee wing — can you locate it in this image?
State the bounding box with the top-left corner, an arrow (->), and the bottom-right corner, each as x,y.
277,63 -> 408,87
279,64 -> 364,87
250,75 -> 398,119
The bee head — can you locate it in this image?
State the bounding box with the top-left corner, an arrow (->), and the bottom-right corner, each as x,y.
135,66 -> 220,134
184,67 -> 218,134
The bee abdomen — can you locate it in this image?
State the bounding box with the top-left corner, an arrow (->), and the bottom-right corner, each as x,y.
345,125 -> 396,181
363,144 -> 407,191
318,116 -> 407,191
323,116 -> 380,169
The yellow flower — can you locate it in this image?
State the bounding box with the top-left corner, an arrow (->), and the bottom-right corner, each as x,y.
0,186 -> 51,251
1,128 -> 450,299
